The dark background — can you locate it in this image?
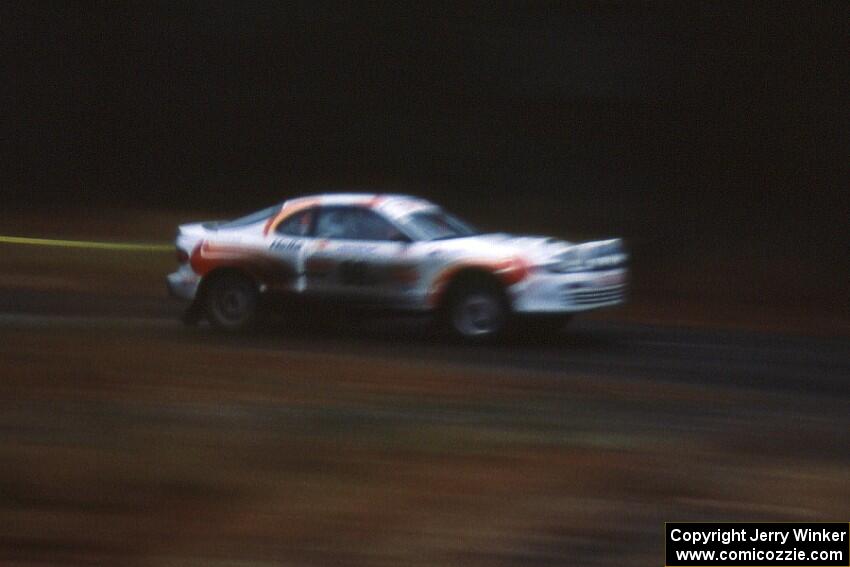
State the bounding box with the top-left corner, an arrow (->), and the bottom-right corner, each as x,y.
2,1 -> 847,313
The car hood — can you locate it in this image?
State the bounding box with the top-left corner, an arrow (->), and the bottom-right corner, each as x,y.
472,233 -> 572,262
424,233 -> 567,263
426,233 -> 625,267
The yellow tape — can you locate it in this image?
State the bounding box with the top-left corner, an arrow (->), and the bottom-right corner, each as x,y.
0,235 -> 172,252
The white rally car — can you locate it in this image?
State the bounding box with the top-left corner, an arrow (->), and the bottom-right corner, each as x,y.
167,193 -> 627,340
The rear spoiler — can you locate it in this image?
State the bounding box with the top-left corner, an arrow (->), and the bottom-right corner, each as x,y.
177,221 -> 222,237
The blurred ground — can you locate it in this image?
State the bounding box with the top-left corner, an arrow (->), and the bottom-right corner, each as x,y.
0,210 -> 848,566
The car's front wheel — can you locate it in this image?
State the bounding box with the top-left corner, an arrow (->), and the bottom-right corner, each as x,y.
204,272 -> 259,332
443,277 -> 508,342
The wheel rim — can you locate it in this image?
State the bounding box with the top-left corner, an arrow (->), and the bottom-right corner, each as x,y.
452,292 -> 503,337
211,280 -> 253,325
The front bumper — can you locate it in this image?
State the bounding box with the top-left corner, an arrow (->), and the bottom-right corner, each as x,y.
510,268 -> 627,313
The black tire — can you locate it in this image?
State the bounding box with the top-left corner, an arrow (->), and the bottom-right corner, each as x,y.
203,272 -> 259,332
441,276 -> 509,342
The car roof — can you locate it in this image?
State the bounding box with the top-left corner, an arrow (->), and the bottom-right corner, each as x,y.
282,193 -> 437,218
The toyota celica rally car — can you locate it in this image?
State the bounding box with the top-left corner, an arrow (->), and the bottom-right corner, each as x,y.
167,193 -> 628,340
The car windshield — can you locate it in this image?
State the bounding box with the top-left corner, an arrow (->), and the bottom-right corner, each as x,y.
400,209 -> 478,241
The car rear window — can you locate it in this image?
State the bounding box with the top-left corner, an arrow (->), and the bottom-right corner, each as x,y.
221,204 -> 282,228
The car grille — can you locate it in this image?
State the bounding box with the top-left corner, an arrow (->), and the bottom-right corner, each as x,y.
567,284 -> 627,306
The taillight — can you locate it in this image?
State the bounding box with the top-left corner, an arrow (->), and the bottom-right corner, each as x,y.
176,248 -> 189,264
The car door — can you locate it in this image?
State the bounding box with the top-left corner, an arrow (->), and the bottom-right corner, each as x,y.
304,205 -> 414,304
265,207 -> 317,293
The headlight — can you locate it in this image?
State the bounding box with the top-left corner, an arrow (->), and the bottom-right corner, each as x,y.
542,241 -> 628,273
583,252 -> 627,269
542,250 -> 585,273
549,261 -> 587,273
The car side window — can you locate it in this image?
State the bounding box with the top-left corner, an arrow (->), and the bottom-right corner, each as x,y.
315,207 -> 405,241
275,209 -> 316,237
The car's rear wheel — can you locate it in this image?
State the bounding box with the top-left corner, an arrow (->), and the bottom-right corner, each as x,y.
442,277 -> 508,342
204,272 -> 259,332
